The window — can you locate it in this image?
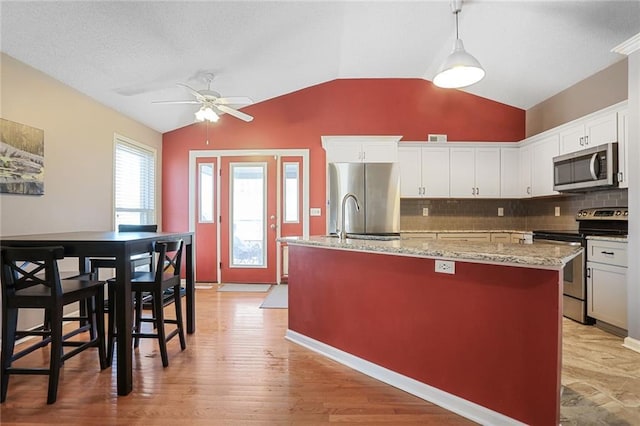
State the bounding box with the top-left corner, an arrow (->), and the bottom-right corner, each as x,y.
283,162 -> 299,223
114,136 -> 156,228
199,163 -> 215,223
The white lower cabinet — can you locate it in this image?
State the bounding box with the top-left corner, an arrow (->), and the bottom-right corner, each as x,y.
586,239 -> 628,330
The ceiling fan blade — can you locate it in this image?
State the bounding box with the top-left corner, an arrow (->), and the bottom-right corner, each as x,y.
176,83 -> 207,102
216,104 -> 254,122
152,100 -> 200,105
216,96 -> 254,105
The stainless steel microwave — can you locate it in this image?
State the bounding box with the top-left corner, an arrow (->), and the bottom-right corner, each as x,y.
553,142 -> 618,192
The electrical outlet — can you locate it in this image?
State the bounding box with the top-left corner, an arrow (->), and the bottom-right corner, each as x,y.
435,260 -> 455,274
310,207 -> 321,216
498,207 -> 504,217
555,206 -> 560,217
422,207 -> 429,217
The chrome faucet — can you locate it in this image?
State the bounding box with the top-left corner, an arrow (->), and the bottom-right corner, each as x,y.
338,193 -> 360,241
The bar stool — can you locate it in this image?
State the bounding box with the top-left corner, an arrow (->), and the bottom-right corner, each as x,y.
0,246 -> 107,404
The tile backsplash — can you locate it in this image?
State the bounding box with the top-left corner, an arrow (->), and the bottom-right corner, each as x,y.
400,189 -> 628,231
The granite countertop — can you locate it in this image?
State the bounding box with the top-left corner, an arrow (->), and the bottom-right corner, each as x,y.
282,236 -> 581,269
586,235 -> 628,243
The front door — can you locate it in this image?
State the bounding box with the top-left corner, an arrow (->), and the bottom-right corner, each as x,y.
219,156 -> 278,283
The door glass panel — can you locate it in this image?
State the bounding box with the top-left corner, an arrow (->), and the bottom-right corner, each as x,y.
283,162 -> 299,223
199,163 -> 215,223
231,163 -> 266,267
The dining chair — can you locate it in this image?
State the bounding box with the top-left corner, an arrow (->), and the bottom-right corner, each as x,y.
107,239 -> 186,367
0,246 -> 108,404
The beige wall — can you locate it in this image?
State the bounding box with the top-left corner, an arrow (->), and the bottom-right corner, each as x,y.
526,59 -> 628,137
0,53 -> 162,332
0,53 -> 162,236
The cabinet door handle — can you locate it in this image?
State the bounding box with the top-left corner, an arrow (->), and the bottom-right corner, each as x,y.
586,267 -> 591,278
601,251 -> 615,256
476,187 -> 480,196
579,136 -> 584,146
584,135 -> 589,145
617,172 -> 623,183
472,187 -> 476,195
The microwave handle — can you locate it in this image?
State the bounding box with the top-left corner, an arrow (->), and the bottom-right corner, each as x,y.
589,153 -> 599,180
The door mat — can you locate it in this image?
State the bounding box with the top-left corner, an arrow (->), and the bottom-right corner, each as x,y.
217,283 -> 272,292
260,285 -> 288,309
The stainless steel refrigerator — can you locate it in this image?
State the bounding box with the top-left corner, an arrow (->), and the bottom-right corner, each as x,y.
328,162 -> 400,235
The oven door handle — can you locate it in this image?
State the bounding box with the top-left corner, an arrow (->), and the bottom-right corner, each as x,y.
534,239 -> 582,246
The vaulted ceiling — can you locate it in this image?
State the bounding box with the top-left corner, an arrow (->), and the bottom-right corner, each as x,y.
2,1 -> 639,133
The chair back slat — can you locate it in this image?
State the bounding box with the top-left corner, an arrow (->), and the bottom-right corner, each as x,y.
1,246 -> 65,299
118,224 -> 158,233
153,240 -> 183,282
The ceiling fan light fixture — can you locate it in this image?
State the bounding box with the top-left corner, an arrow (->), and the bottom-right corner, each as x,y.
433,1 -> 485,89
195,105 -> 219,122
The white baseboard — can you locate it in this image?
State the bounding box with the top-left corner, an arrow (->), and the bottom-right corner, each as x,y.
285,329 -> 526,426
623,336 -> 640,353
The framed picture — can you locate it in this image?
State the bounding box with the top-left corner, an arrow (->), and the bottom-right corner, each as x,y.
0,118 -> 44,195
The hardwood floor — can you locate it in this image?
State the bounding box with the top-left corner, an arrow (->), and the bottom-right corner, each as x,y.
0,288 -> 473,425
3,288 -> 639,425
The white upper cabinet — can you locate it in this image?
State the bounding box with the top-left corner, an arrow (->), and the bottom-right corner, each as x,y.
617,108 -> 629,189
398,145 -> 449,198
559,110 -> 618,154
322,135 -> 401,163
519,145 -> 532,198
500,147 -> 520,198
531,134 -> 560,197
450,147 -> 500,198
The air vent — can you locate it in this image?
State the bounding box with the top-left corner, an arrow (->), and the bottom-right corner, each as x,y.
428,134 -> 447,142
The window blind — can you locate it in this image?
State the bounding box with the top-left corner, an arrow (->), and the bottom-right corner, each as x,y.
114,138 -> 156,227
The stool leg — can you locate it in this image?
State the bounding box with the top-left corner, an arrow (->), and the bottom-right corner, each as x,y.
47,307 -> 63,405
1,307 -> 19,402
174,285 -> 186,350
134,291 -> 143,349
93,294 -> 108,370
106,284 -> 116,365
153,289 -> 169,368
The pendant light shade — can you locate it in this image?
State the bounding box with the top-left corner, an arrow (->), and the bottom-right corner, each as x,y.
433,1 -> 485,89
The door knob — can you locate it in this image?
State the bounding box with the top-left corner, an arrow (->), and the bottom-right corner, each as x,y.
270,215 -> 276,220
270,224 -> 277,230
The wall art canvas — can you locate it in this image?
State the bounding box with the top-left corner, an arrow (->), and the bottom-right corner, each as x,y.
0,118 -> 44,195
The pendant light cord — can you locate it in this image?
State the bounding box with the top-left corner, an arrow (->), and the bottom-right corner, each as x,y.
455,9 -> 460,40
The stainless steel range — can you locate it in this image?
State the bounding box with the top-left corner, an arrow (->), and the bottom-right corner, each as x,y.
533,207 -> 628,324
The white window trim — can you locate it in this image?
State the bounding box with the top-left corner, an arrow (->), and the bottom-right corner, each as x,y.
113,133 -> 158,230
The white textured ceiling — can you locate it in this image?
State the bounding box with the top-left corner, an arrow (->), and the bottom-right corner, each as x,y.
1,1 -> 639,133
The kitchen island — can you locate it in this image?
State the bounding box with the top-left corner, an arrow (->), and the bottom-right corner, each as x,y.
283,236 -> 582,426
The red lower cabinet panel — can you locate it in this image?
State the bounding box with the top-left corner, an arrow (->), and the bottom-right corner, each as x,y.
287,245 -> 562,425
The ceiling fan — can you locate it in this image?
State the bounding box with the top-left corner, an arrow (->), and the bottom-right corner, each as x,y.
153,73 -> 254,123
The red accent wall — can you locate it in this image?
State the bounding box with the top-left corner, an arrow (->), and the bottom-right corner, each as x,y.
288,245 -> 562,425
162,79 -> 525,234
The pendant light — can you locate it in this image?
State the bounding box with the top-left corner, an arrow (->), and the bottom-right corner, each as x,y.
433,0 -> 485,89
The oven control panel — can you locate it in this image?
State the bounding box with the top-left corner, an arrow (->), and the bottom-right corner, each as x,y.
576,207 -> 628,220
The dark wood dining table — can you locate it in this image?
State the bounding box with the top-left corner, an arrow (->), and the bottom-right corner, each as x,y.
0,231 -> 195,396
